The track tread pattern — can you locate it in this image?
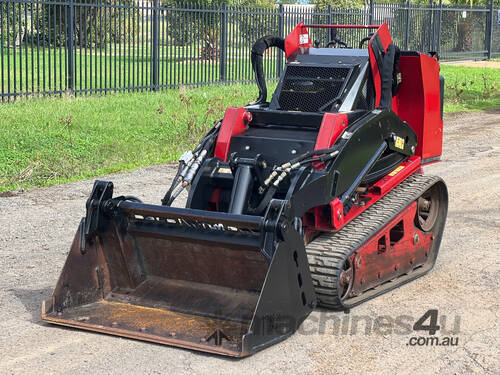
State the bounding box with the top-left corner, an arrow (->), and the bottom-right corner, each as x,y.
306,174 -> 442,310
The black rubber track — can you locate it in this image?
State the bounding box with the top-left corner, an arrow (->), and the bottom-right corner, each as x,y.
306,174 -> 446,310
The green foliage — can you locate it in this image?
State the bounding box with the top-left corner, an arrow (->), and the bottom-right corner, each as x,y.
448,0 -> 489,6
161,1 -> 201,47
310,0 -> 363,8
237,5 -> 280,45
0,3 -> 28,44
0,0 -> 138,48
72,1 -> 139,47
161,0 -> 276,48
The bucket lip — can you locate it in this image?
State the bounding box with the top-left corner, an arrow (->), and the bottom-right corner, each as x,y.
42,298 -> 249,357
41,313 -> 246,357
42,298 -> 295,358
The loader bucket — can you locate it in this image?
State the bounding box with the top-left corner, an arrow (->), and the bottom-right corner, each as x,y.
42,181 -> 315,357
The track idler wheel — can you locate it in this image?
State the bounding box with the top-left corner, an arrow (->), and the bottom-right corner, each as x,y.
339,257 -> 354,301
416,184 -> 440,232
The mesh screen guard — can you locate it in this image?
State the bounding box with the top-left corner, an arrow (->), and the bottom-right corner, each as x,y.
276,65 -> 353,112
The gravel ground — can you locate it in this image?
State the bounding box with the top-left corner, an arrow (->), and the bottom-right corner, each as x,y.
1,110 -> 499,375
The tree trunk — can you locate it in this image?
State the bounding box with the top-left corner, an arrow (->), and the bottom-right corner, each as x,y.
456,17 -> 472,51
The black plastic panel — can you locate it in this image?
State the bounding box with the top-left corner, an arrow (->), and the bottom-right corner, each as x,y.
229,132 -> 317,168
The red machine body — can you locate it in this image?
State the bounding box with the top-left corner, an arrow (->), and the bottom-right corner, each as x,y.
396,54 -> 443,163
215,23 -> 443,233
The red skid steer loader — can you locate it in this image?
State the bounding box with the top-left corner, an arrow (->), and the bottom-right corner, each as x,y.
42,23 -> 448,357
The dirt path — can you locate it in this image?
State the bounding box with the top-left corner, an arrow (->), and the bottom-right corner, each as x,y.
442,60 -> 500,69
1,110 -> 499,375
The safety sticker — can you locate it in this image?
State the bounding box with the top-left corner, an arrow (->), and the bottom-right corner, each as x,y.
299,34 -> 309,44
388,165 -> 404,177
394,136 -> 405,150
218,167 -> 232,175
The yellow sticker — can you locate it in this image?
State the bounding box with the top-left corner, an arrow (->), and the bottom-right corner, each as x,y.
218,167 -> 232,175
394,136 -> 405,150
388,165 -> 404,177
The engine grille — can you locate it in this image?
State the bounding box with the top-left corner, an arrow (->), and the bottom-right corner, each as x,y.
277,66 -> 351,112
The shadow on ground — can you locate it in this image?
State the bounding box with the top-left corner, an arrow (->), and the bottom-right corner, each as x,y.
11,287 -> 53,325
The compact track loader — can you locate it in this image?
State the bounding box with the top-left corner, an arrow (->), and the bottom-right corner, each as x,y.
42,23 -> 448,357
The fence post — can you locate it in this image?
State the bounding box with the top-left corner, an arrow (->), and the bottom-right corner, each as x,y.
66,0 -> 74,93
369,0 -> 374,25
277,4 -> 284,78
405,0 -> 410,50
152,0 -> 159,91
486,0 -> 494,59
437,0 -> 442,55
428,0 -> 433,52
327,5 -> 335,46
220,3 -> 227,82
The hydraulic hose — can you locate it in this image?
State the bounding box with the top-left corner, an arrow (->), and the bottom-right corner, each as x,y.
252,148 -> 340,214
162,120 -> 221,206
250,35 -> 285,105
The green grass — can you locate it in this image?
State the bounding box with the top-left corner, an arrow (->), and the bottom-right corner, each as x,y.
0,64 -> 498,193
0,83 -> 263,192
441,65 -> 500,113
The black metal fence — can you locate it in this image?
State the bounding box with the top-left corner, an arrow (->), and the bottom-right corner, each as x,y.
1,0 -> 499,101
